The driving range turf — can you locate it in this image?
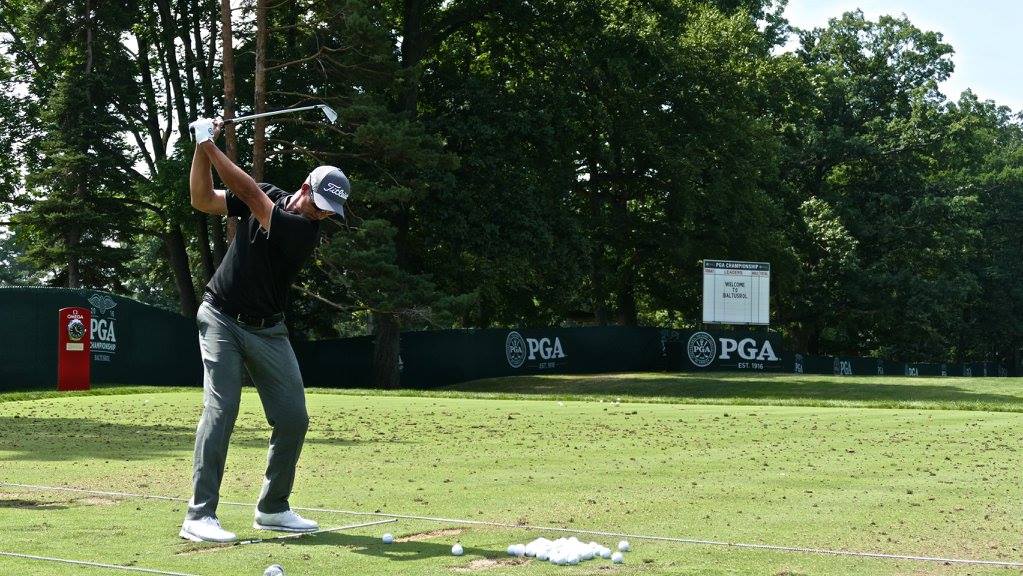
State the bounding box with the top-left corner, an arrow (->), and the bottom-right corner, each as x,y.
0,373 -> 1020,575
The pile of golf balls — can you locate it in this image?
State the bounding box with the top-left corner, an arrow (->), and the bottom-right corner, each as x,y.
506,536 -> 629,565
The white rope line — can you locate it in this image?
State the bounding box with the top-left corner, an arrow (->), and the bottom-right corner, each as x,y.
0,551 -> 200,576
4,482 -> 1022,568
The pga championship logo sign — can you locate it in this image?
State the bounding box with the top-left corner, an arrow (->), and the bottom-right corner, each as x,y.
686,331 -> 779,370
87,293 -> 118,362
506,331 -> 566,370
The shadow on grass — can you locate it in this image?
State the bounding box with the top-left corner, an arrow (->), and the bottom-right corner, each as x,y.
242,532 -> 497,563
0,417 -> 377,461
0,498 -> 70,510
445,373 -> 1023,410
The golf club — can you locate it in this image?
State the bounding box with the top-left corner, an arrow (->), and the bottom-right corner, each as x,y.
224,104 -> 337,125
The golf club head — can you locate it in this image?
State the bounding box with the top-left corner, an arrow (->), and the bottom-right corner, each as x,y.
319,105 -> 338,124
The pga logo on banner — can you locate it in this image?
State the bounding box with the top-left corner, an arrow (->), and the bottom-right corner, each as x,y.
686,331 -> 778,368
88,293 -> 118,362
506,331 -> 566,369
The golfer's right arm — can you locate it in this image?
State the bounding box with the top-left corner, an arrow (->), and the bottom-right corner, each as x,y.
189,144 -> 228,215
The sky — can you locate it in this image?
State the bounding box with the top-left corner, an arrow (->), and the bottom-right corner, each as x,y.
782,0 -> 1023,113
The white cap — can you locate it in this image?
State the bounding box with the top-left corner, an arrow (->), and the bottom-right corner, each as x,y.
307,165 -> 350,217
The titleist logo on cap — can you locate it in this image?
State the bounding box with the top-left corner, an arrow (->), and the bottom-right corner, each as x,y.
322,182 -> 348,200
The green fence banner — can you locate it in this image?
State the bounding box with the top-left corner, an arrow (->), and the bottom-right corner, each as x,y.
1,287 -> 200,390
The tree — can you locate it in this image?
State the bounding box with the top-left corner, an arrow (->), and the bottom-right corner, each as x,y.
5,0 -> 138,290
1,0 -> 225,314
782,11 -> 978,359
940,92 -> 1023,366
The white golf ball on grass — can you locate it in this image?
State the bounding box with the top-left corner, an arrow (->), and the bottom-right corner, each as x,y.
263,565 -> 284,576
451,543 -> 464,556
612,551 -> 625,564
618,540 -> 630,552
382,533 -> 394,544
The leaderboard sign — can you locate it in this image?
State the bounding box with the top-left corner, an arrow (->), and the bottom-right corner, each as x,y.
702,260 -> 770,325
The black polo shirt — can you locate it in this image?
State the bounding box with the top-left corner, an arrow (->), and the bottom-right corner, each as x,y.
205,183 -> 320,318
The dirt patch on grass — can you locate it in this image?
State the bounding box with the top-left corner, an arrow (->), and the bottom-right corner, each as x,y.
76,496 -> 120,506
174,543 -> 235,556
396,528 -> 465,542
451,558 -> 530,572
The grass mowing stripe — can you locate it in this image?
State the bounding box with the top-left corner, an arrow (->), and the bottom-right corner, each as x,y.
0,551 -> 201,576
6,482 -> 1021,569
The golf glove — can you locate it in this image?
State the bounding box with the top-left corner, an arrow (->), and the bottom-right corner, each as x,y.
190,118 -> 215,144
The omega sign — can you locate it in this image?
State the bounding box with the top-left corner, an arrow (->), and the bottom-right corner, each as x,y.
506,331 -> 566,370
686,331 -> 779,369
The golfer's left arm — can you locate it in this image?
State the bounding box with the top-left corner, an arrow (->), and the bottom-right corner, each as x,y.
198,141 -> 274,232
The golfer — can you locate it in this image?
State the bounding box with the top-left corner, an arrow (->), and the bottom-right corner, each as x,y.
179,118 -> 349,542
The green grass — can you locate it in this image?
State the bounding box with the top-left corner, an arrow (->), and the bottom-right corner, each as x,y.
1,373 -> 1021,575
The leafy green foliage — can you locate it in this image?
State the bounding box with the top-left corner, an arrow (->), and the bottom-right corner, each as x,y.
3,1 -> 1023,367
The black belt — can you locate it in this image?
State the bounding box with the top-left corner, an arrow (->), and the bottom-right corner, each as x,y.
202,292 -> 284,329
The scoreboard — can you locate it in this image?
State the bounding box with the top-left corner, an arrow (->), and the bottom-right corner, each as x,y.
702,260 -> 770,325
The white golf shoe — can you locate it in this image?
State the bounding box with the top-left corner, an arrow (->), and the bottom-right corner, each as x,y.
253,509 -> 319,533
179,517 -> 237,543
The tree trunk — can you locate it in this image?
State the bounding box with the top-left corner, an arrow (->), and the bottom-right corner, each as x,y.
154,0 -> 190,139
591,247 -> 609,325
195,213 -> 215,281
251,0 -> 268,182
611,191 -> 637,325
372,312 -> 401,389
211,217 -> 227,266
617,271 -> 638,326
365,1 -> 427,388
588,181 -> 609,325
66,228 -> 81,289
176,0 -> 199,121
220,0 -> 238,162
164,226 -> 199,317
68,0 -> 91,290
221,0 -> 239,244
204,0 -> 225,260
191,0 -> 215,117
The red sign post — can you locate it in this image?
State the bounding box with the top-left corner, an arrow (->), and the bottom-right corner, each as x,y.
57,307 -> 91,391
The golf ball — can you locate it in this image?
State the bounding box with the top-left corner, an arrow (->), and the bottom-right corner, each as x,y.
263,565 -> 284,576
599,547 -> 612,559
451,543 -> 464,556
382,533 -> 394,544
618,540 -> 630,552
612,552 -> 625,564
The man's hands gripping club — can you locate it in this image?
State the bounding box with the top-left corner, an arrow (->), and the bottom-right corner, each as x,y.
189,117 -> 219,145
189,118 -> 274,232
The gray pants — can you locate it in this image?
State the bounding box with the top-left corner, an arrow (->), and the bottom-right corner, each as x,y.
186,301 -> 309,520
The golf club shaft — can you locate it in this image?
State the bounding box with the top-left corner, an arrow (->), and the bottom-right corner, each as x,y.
224,105 -> 322,125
